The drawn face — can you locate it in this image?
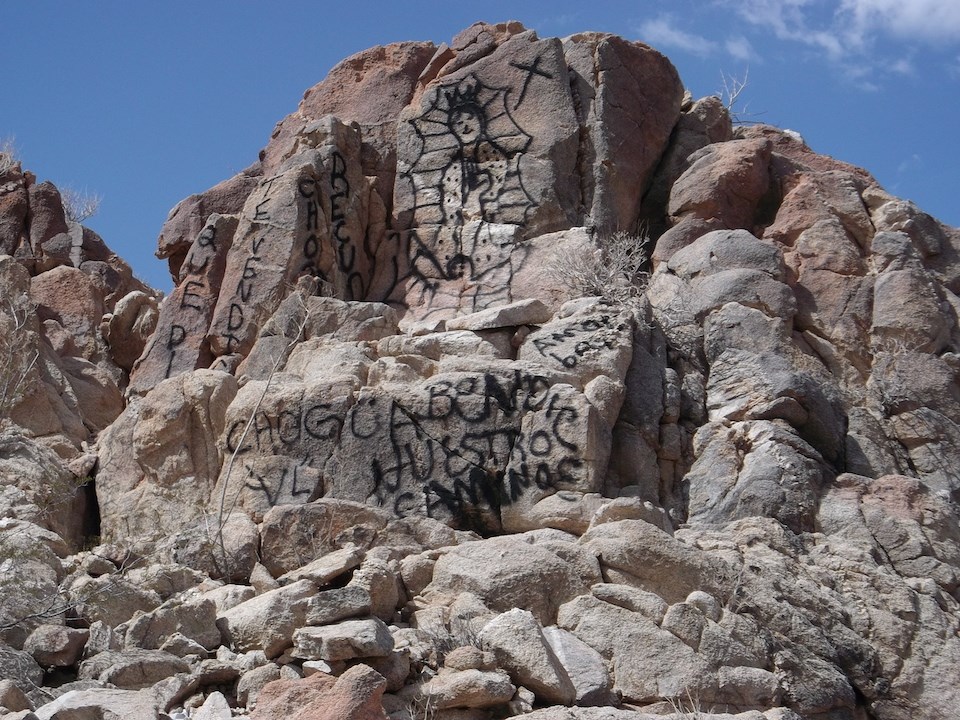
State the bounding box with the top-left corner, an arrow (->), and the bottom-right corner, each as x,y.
449,105 -> 482,144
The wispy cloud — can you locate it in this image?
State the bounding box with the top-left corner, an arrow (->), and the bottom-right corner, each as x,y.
717,0 -> 959,90
840,0 -> 960,45
724,0 -> 960,53
897,153 -> 923,174
726,35 -> 761,62
723,0 -> 847,58
888,57 -> 914,75
637,15 -> 719,56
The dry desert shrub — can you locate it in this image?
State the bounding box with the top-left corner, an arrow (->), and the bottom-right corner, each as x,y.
60,186 -> 102,222
548,228 -> 650,304
0,137 -> 18,174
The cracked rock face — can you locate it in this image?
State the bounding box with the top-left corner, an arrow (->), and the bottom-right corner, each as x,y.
2,19 -> 960,720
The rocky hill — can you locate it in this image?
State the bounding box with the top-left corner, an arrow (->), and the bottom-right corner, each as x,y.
2,20 -> 959,720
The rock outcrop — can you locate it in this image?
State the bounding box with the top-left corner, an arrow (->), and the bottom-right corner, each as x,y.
2,20 -> 960,720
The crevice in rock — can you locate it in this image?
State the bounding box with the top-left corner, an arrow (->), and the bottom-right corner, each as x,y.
81,475 -> 101,549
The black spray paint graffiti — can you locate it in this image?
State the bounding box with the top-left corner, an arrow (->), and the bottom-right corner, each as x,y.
531,312 -> 630,368
349,370 -> 586,526
225,402 -> 344,457
399,75 -> 536,313
241,462 -> 317,506
327,151 -> 368,300
298,175 -> 323,280
164,222 -> 220,378
218,370 -> 591,530
220,174 -> 281,354
218,165 -> 338,354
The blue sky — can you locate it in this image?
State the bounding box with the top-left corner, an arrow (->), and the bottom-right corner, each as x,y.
3,1 -> 958,291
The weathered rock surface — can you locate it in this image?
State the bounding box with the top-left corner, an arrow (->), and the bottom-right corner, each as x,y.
251,664 -> 389,720
478,608 -> 576,705
3,20 -> 960,720
33,688 -> 161,720
216,579 -> 316,658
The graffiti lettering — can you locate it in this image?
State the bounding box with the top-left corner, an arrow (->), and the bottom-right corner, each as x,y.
349,371 -> 585,529
164,324 -> 187,379
182,225 -> 217,276
298,172 -> 323,278
225,402 -> 345,456
243,463 -> 315,506
329,150 -> 363,296
180,280 -> 205,311
531,313 -> 626,368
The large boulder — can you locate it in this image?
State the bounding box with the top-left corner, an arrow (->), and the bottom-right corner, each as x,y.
251,664 -> 389,720
423,533 -> 600,624
95,370 -> 238,550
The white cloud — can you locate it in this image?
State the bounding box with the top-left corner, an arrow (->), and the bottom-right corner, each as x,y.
637,15 -> 719,56
722,0 -> 848,58
725,35 -> 761,62
839,0 -> 960,44
724,0 -> 960,54
889,57 -> 915,75
840,61 -> 882,91
717,0 -> 959,91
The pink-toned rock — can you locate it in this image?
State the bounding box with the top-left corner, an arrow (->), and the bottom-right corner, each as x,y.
95,369 -> 238,546
216,579 -> 316,658
157,166 -> 261,280
33,688 -> 161,720
291,618 -> 394,662
0,678 -> 33,712
124,597 -> 220,651
258,500 -> 422,577
130,213 -> 237,394
262,39 -> 436,200
563,33 -> 684,232
765,169 -> 872,249
60,355 -> 124,433
27,181 -> 68,255
578,519 -> 730,603
0,164 -> 30,256
208,119 -> 373,357
415,668 -> 516,710
818,473 -> 960,592
667,138 -> 773,231
644,95 -> 733,226
478,608 -> 576,705
424,534 -> 599,625
30,266 -> 106,362
77,648 -> 190,689
651,213 -> 726,268
390,26 -> 580,319
739,122 -> 876,184
103,290 -> 159,371
252,664 -> 388,720
872,267 -> 951,353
